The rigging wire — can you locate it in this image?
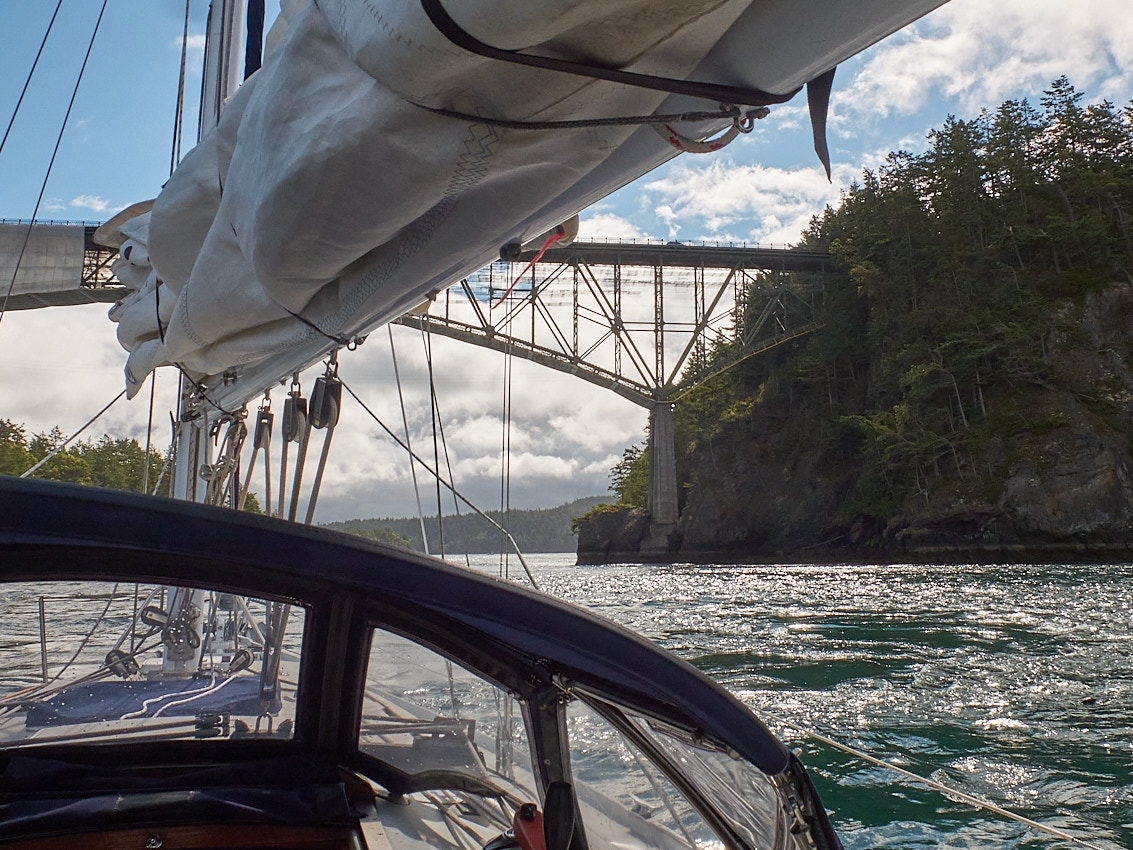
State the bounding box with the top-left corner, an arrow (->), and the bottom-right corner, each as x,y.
421,326 -> 447,558
19,389 -> 126,479
47,582 -> 120,685
0,1 -> 63,159
339,377 -> 540,590
390,326 -> 430,555
498,332 -> 513,579
0,0 -> 109,329
142,372 -> 157,495
421,322 -> 471,567
170,0 -> 192,174
766,711 -> 1107,850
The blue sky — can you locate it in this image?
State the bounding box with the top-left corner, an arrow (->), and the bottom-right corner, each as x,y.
1,1 -> 1131,525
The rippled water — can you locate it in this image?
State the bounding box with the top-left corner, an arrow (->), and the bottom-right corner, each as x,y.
3,559 -> 1128,847
471,556 -> 1133,850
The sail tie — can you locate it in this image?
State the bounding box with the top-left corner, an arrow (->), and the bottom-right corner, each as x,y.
412,103 -> 766,133
419,0 -> 799,108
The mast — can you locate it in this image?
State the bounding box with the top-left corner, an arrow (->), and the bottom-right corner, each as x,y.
166,0 -> 251,675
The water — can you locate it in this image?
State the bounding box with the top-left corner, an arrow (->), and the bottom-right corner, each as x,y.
3,561 -> 1129,847
472,556 -> 1133,850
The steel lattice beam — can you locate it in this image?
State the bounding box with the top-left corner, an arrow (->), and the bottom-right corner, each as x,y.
402,241 -> 834,408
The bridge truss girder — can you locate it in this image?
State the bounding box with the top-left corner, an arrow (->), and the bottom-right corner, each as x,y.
398,255 -> 826,410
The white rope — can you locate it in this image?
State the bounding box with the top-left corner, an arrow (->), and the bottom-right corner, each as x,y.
653,122 -> 739,154
119,675 -> 216,721
151,420 -> 176,496
238,394 -> 272,512
152,673 -> 244,718
303,417 -> 336,525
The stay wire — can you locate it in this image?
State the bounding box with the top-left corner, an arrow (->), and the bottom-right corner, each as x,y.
420,326 -> 446,558
170,0 -> 191,174
421,320 -> 470,568
0,0 -> 109,329
48,582 -> 120,685
339,377 -> 539,590
142,372 -> 157,494
389,326 -> 430,555
0,0 -> 63,159
20,389 -> 126,479
498,337 -> 512,578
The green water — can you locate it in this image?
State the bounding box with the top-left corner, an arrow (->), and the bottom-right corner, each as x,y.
484,557 -> 1132,850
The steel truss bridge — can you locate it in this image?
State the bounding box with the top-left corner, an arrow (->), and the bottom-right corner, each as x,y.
396,240 -> 836,549
12,227 -> 838,550
399,241 -> 832,407
0,223 -> 120,310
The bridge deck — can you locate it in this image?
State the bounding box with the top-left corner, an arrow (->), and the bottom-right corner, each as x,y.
517,240 -> 835,272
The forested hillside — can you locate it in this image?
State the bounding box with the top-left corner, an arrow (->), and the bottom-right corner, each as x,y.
328,496 -> 606,554
584,78 -> 1133,560
1,419 -> 267,511
1,420 -> 165,492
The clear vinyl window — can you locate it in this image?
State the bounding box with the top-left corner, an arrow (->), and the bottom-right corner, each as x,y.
566,699 -> 724,850
361,627 -> 536,801
0,581 -> 304,747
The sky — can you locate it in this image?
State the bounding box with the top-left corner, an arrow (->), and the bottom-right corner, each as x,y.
1,0 -> 1131,526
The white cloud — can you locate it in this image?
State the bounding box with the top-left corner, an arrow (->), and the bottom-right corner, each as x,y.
578,212 -> 649,241
170,32 -> 207,76
654,205 -> 681,240
837,0 -> 1133,122
69,194 -> 117,215
0,307 -> 180,448
170,32 -> 207,53
643,159 -> 845,245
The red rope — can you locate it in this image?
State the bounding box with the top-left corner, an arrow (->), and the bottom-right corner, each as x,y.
494,229 -> 563,306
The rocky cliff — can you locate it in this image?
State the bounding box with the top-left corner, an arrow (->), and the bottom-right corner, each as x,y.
578,81 -> 1133,564
578,284 -> 1133,564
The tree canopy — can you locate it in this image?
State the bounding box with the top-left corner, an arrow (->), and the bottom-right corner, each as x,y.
618,77 -> 1133,538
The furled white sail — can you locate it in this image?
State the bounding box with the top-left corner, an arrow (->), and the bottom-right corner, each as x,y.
106,0 -> 947,401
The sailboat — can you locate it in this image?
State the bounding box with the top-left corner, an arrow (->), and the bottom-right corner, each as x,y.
0,0 -> 953,847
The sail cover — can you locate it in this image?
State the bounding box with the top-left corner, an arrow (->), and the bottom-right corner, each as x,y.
107,0 -> 948,400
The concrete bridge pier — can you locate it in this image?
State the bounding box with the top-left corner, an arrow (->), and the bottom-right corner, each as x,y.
642,402 -> 678,554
